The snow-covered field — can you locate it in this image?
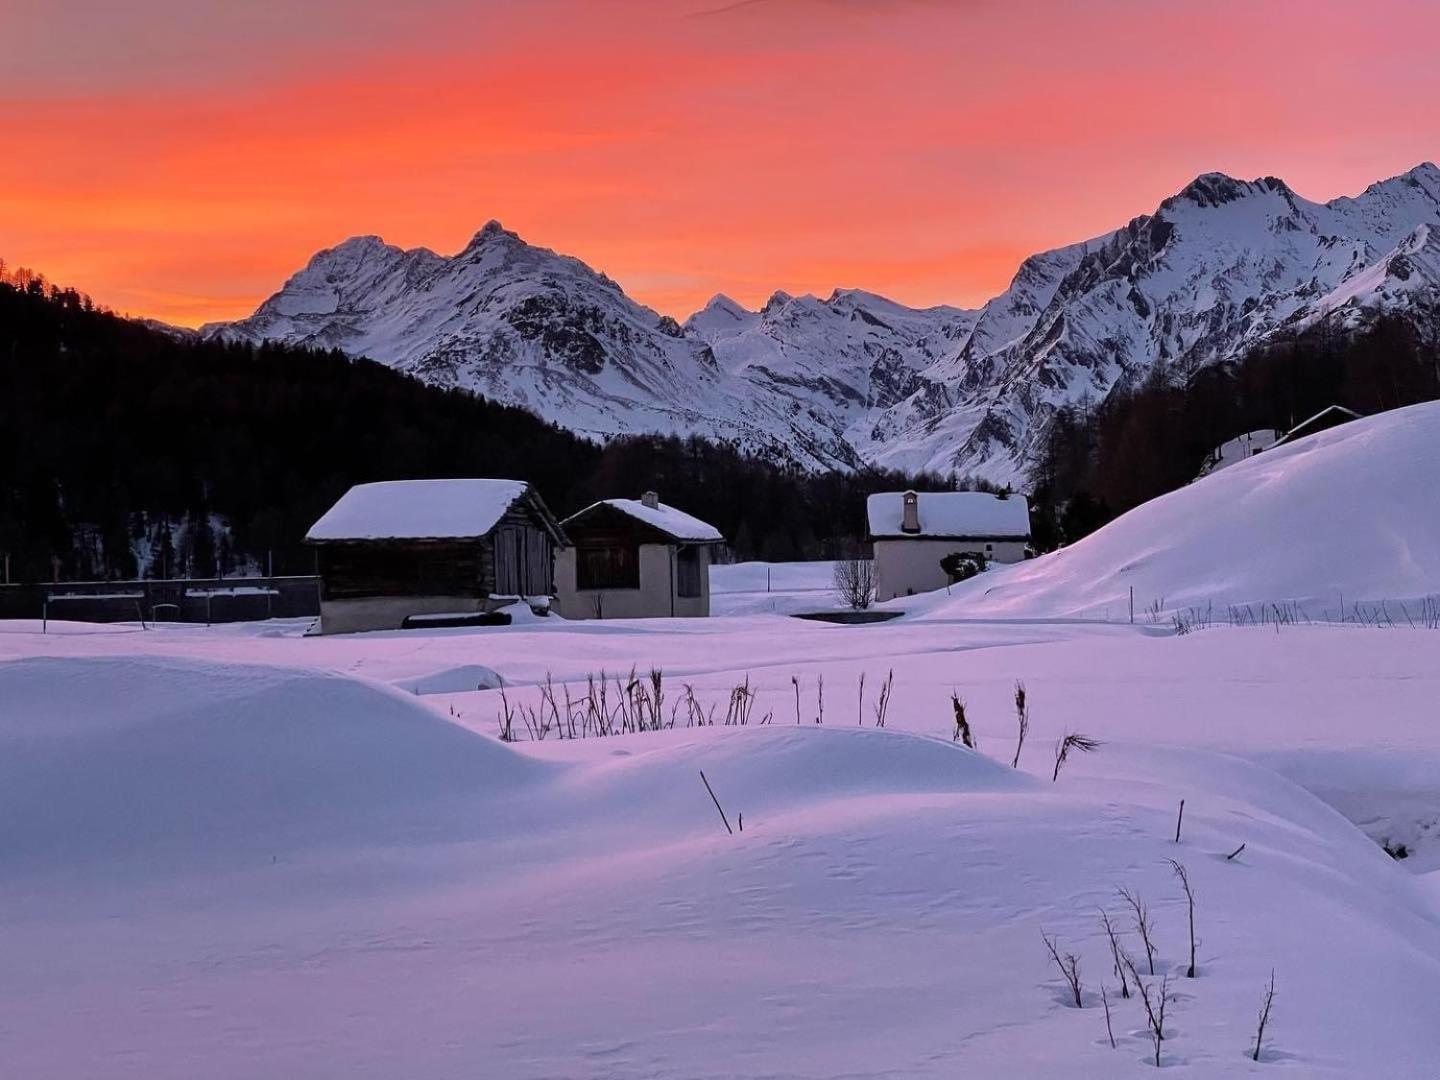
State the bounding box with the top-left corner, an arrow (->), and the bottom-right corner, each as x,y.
4,405 -> 1440,1077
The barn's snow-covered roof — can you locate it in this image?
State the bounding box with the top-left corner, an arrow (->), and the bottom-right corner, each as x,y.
867,491 -> 1031,540
307,479 -> 530,541
565,498 -> 723,543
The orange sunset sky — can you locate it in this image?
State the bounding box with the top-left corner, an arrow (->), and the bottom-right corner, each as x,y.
3,0 -> 1437,327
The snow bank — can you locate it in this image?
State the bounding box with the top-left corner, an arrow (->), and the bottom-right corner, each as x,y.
929,401 -> 1440,618
391,663 -> 503,695
0,656 -> 538,871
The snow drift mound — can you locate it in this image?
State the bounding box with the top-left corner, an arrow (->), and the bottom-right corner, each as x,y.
0,656 -> 538,870
930,401 -> 1440,619
549,724 -> 1034,839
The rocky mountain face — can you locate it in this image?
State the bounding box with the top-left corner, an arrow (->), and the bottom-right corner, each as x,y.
207,163 -> 1440,484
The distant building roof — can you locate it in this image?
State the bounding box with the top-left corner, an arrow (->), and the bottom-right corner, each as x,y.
1273,405 -> 1363,448
867,491 -> 1031,540
307,479 -> 533,542
564,497 -> 723,543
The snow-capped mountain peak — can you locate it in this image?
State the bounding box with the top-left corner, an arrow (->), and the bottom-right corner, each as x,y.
207,164 -> 1440,485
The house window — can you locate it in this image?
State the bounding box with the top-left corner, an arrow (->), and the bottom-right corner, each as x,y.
676,546 -> 703,598
577,543 -> 639,590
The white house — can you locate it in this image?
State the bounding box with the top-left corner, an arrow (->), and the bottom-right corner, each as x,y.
1197,429 -> 1279,479
867,490 -> 1032,601
554,492 -> 724,619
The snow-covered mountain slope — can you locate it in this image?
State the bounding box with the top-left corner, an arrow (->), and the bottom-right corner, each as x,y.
686,288 -> 977,453
866,164 -> 1440,481
203,224 -> 861,468
922,399 -> 1440,619
208,164 -> 1440,483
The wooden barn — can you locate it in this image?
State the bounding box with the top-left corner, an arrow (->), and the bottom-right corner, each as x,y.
554,492 -> 723,619
306,479 -> 567,634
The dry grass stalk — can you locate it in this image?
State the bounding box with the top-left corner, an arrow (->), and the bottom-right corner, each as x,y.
1051,731 -> 1101,781
951,692 -> 974,748
1011,679 -> 1029,767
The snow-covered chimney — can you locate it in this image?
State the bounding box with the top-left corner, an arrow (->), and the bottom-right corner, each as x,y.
901,490 -> 920,533
641,490 -> 660,510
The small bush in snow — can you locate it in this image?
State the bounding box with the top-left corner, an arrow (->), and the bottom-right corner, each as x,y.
940,550 -> 987,584
1042,932 -> 1084,1008
832,558 -> 876,610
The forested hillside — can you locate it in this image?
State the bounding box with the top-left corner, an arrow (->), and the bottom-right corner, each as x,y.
1030,315 -> 1440,545
0,273 -> 940,582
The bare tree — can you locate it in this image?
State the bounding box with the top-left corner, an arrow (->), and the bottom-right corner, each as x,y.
1010,679 -> 1029,768
1052,732 -> 1101,781
1169,859 -> 1197,978
951,692 -> 974,748
1252,969 -> 1277,1062
1042,932 -> 1084,1007
1118,886 -> 1157,975
832,557 -> 876,610
816,672 -> 824,724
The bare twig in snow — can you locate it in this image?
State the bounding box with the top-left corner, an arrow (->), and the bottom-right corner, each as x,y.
1174,798 -> 1185,843
1099,908 -> 1131,998
1226,842 -> 1247,861
699,771 -> 733,836
1118,886 -> 1157,975
1252,969 -> 1276,1062
1042,932 -> 1083,1008
496,678 -> 516,742
1101,984 -> 1116,1049
873,669 -> 894,728
1169,859 -> 1197,978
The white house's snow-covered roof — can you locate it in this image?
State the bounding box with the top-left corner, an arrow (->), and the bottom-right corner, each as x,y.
567,498 -> 724,543
867,491 -> 1031,540
307,479 -> 531,541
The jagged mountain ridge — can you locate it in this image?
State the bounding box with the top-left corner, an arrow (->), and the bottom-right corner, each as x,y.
206,163 -> 1440,484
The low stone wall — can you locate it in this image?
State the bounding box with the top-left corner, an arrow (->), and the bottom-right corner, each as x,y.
0,577 -> 320,624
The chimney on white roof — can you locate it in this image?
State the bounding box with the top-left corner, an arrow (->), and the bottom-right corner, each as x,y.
901,490 -> 920,534
641,490 -> 660,510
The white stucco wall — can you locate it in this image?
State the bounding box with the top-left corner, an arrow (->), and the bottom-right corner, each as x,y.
873,538 -> 1030,601
555,543 -> 711,619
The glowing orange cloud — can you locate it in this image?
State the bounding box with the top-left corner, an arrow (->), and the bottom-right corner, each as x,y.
2,0 -> 1436,326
